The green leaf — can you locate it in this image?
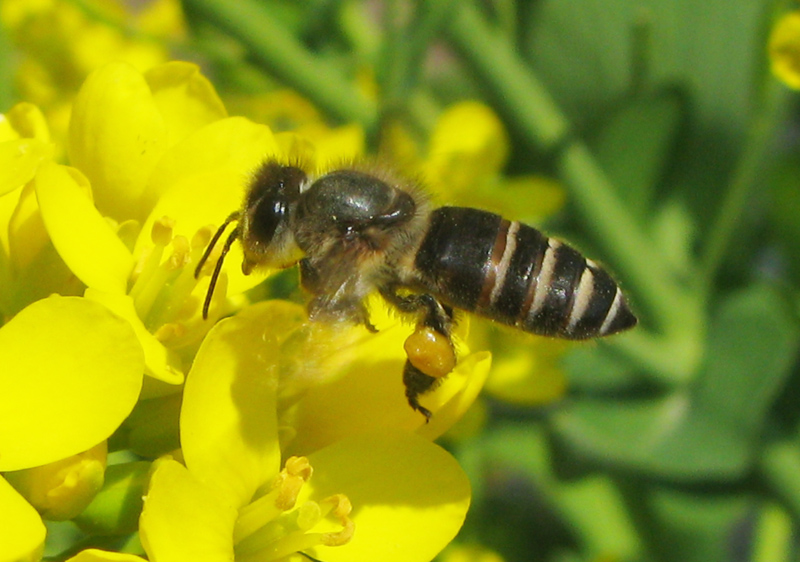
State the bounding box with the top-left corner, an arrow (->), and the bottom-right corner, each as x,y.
74,462 -> 150,536
552,285 -> 800,480
589,91 -> 684,218
522,0 -> 770,222
619,482 -> 752,562
457,425 -> 642,561
523,0 -> 763,138
562,344 -> 641,393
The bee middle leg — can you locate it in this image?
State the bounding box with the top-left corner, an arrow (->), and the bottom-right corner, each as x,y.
300,259 -> 378,332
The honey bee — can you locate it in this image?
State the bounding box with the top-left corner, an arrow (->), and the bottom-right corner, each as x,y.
195,160 -> 637,419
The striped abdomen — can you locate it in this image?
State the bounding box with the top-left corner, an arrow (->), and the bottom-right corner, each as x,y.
413,207 -> 636,339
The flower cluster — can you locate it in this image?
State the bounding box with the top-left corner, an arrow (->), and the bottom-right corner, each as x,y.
0,61 -> 505,561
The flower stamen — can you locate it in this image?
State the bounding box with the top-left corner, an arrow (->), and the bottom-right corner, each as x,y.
275,456 -> 313,510
319,494 -> 354,547
233,457 -> 354,561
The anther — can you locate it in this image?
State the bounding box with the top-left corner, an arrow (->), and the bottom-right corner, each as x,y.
151,216 -> 176,247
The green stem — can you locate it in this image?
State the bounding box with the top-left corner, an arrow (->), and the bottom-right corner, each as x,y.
698,79 -> 789,292
446,3 -> 702,379
378,0 -> 456,134
182,0 -> 378,132
446,3 -> 569,150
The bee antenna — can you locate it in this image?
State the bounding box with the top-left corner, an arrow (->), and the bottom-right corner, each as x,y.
197,213 -> 241,320
298,552 -> 326,562
195,212 -> 240,280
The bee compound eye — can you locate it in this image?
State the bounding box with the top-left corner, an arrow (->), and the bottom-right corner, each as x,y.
244,161 -> 305,246
248,196 -> 288,245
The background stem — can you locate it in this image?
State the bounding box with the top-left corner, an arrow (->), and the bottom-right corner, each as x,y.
182,0 -> 378,132
698,79 -> 789,292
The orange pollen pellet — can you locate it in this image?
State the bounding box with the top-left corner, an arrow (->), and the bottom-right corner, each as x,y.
403,327 -> 456,379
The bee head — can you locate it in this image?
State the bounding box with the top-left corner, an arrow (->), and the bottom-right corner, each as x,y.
240,160 -> 307,273
194,160 -> 307,319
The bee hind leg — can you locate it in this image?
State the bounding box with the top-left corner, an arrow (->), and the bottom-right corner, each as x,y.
403,362 -> 436,421
381,288 -> 457,421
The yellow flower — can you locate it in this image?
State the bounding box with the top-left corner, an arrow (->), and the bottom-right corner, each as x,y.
0,295 -> 143,557
422,101 -> 564,221
477,322 -> 569,405
2,0 -> 186,146
1,61 -> 485,560
770,11 -> 800,90
228,89 -> 365,167
139,301 -> 472,562
35,61 -> 284,393
0,102 -> 79,319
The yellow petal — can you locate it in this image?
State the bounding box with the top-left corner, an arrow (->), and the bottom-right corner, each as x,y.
68,62 -> 168,222
770,11 -> 800,90
286,322 -> 488,455
140,459 -> 236,562
416,351 -> 492,441
84,288 -> 184,386
66,549 -> 147,562
140,117 -> 279,210
0,187 -> 22,272
0,296 -> 144,471
6,102 -> 51,143
136,0 -> 186,36
0,138 -> 50,197
283,322 -> 422,455
0,476 -> 45,562
303,123 -> 365,174
136,117 -> 280,296
8,182 -> 48,272
482,336 -> 568,406
303,430 -> 471,562
144,62 -> 227,148
426,101 -> 509,197
182,302 -> 305,506
35,162 -> 134,294
465,175 -> 565,223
